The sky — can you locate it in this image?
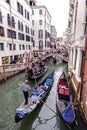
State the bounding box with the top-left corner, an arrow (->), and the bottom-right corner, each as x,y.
37,0 -> 70,37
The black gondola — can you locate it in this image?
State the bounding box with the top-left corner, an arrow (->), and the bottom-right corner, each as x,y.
56,71 -> 76,127
26,67 -> 48,80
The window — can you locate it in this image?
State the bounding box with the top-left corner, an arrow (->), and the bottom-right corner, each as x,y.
31,37 -> 33,42
12,31 -> 16,39
38,30 -> 43,38
45,30 -> 50,39
25,9 -> 26,18
17,2 -> 20,12
7,14 -> 11,26
18,33 -> 24,40
22,45 -> 25,50
28,45 -> 30,50
27,26 -> 29,34
21,22 -> 23,31
0,43 -> 4,51
21,5 -> 23,15
26,35 -> 30,41
39,40 -> 43,50
6,0 -> 10,4
0,10 -> 2,23
9,43 -> 12,50
12,16 -> 15,28
17,2 -> 23,15
13,44 -> 16,50
33,41 -> 35,47
27,11 -> 29,20
25,25 -> 29,34
74,49 -> 77,70
7,29 -> 16,39
39,20 -> 42,25
0,26 -> 4,36
25,25 -> 27,33
31,28 -> 32,35
32,20 -> 34,26
84,1 -> 87,34
39,9 -> 42,15
32,30 -> 34,36
22,34 -> 24,40
19,44 -> 21,50
32,10 -> 34,15
18,20 -> 20,30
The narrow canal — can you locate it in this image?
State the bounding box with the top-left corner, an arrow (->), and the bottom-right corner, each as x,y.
0,60 -> 87,130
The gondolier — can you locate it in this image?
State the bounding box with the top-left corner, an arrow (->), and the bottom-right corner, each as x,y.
22,80 -> 32,105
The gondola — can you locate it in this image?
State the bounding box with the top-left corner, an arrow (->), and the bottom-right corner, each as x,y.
56,71 -> 76,127
27,66 -> 48,80
14,70 -> 54,123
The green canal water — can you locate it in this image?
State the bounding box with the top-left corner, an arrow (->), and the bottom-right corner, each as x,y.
0,61 -> 87,130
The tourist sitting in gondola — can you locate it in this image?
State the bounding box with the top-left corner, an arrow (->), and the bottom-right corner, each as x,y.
33,84 -> 46,96
53,56 -> 57,63
33,67 -> 40,76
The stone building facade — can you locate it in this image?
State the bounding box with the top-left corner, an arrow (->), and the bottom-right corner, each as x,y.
66,0 -> 87,121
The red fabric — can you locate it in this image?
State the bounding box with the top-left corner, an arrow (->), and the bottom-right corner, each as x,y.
60,80 -> 66,85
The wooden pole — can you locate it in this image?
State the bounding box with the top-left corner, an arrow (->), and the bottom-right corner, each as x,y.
73,82 -> 80,107
68,72 -> 73,85
2,65 -> 7,80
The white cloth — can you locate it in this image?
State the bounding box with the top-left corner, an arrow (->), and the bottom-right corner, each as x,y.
22,83 -> 31,92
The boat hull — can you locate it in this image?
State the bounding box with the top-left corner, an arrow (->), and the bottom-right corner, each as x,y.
28,67 -> 47,80
56,94 -> 75,126
56,71 -> 76,127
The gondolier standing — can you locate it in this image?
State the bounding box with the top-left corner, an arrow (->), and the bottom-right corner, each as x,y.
22,80 -> 32,105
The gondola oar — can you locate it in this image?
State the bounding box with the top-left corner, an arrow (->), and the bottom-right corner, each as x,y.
33,92 -> 56,115
32,68 -> 56,115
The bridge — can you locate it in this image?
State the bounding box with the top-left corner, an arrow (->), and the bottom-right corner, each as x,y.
57,54 -> 68,63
